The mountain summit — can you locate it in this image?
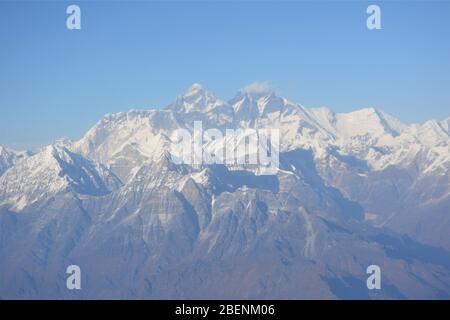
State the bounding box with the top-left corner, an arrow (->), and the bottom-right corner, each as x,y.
166,83 -> 226,114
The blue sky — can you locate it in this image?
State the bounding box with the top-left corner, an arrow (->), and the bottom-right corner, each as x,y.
1,1 -> 450,149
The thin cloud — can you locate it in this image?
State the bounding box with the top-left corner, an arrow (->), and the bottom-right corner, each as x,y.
239,82 -> 275,95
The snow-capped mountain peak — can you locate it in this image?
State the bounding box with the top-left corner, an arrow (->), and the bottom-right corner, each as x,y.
183,82 -> 205,97
0,143 -> 122,211
167,83 -> 226,114
332,107 -> 404,138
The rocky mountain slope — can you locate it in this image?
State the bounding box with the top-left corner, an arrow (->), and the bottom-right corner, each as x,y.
0,84 -> 449,299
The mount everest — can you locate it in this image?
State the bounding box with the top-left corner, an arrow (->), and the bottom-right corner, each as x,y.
0,84 -> 449,299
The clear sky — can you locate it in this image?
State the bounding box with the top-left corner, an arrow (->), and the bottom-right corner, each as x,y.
1,0 -> 450,149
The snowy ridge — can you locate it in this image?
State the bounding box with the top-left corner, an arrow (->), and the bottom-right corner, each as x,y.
71,85 -> 450,176
0,144 -> 121,211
